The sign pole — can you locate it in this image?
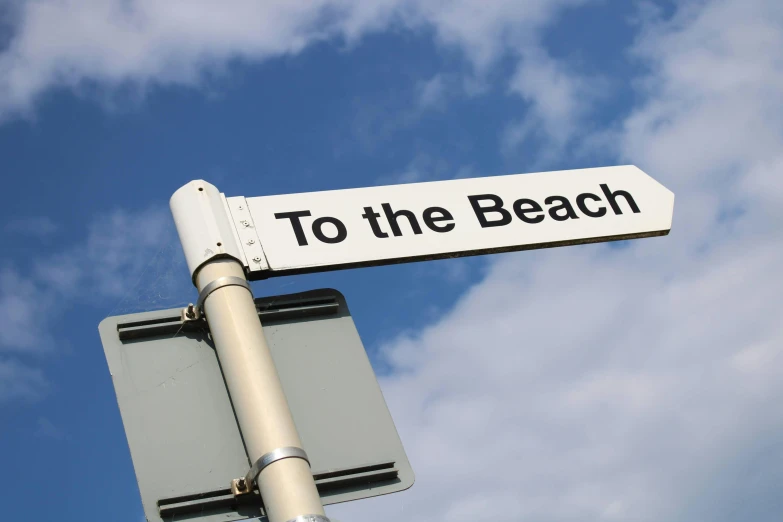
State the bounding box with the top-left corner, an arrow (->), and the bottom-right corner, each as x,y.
171,182 -> 329,522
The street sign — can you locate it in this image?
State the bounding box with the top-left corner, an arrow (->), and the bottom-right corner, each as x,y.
99,289 -> 413,522
138,164 -> 674,522
206,165 -> 674,278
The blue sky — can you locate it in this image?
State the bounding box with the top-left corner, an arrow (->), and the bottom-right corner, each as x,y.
1,1 -> 782,521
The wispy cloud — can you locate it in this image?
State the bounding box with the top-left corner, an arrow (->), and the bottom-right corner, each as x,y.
416,74 -> 446,109
415,73 -> 457,110
332,1 -> 783,520
35,416 -> 64,439
29,207 -> 192,309
503,46 -> 607,160
0,205 -> 193,402
0,267 -> 55,353
0,0 -> 592,123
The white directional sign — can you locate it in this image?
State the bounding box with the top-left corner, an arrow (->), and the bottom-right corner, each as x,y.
218,165 -> 674,277
170,165 -> 674,280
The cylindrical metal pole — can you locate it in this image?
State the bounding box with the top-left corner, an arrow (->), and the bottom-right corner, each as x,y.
196,258 -> 328,522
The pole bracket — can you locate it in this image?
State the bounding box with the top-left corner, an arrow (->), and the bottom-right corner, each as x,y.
180,276 -> 252,323
232,446 -> 310,497
197,276 -> 252,312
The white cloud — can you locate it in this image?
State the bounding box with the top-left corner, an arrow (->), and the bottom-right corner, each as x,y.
2,0 -> 600,177
504,46 -> 605,157
411,0 -> 588,71
0,0 -> 592,122
0,205 -> 192,401
331,1 -> 783,520
35,416 -> 64,439
622,0 -> 783,195
416,74 -> 446,109
31,206 -> 192,308
0,267 -> 55,352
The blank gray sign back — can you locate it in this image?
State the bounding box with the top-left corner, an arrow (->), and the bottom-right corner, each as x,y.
99,289 -> 414,522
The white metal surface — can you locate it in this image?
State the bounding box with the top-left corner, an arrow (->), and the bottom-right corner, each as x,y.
237,165 -> 674,276
170,180 -> 246,281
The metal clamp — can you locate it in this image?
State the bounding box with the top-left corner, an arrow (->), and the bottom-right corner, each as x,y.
232,446 -> 310,496
285,516 -> 332,522
196,276 -> 252,312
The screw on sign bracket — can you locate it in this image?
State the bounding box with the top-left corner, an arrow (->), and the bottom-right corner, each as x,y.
180,303 -> 202,323
231,476 -> 251,496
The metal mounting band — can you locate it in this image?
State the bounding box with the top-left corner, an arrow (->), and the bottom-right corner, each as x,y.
245,446 -> 310,487
196,276 -> 252,311
285,516 -> 332,522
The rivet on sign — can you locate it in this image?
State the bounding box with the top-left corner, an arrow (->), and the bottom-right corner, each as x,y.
240,220 -> 250,227
238,205 -> 243,210
252,257 -> 262,263
247,239 -> 255,245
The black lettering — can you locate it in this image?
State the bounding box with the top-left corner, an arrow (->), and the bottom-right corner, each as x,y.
576,193 -> 606,217
468,194 -> 512,228
361,206 -> 389,238
382,203 -> 422,237
545,196 -> 579,221
422,207 -> 455,233
600,184 -> 640,215
274,210 -> 312,246
312,216 -> 347,244
512,199 -> 545,224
